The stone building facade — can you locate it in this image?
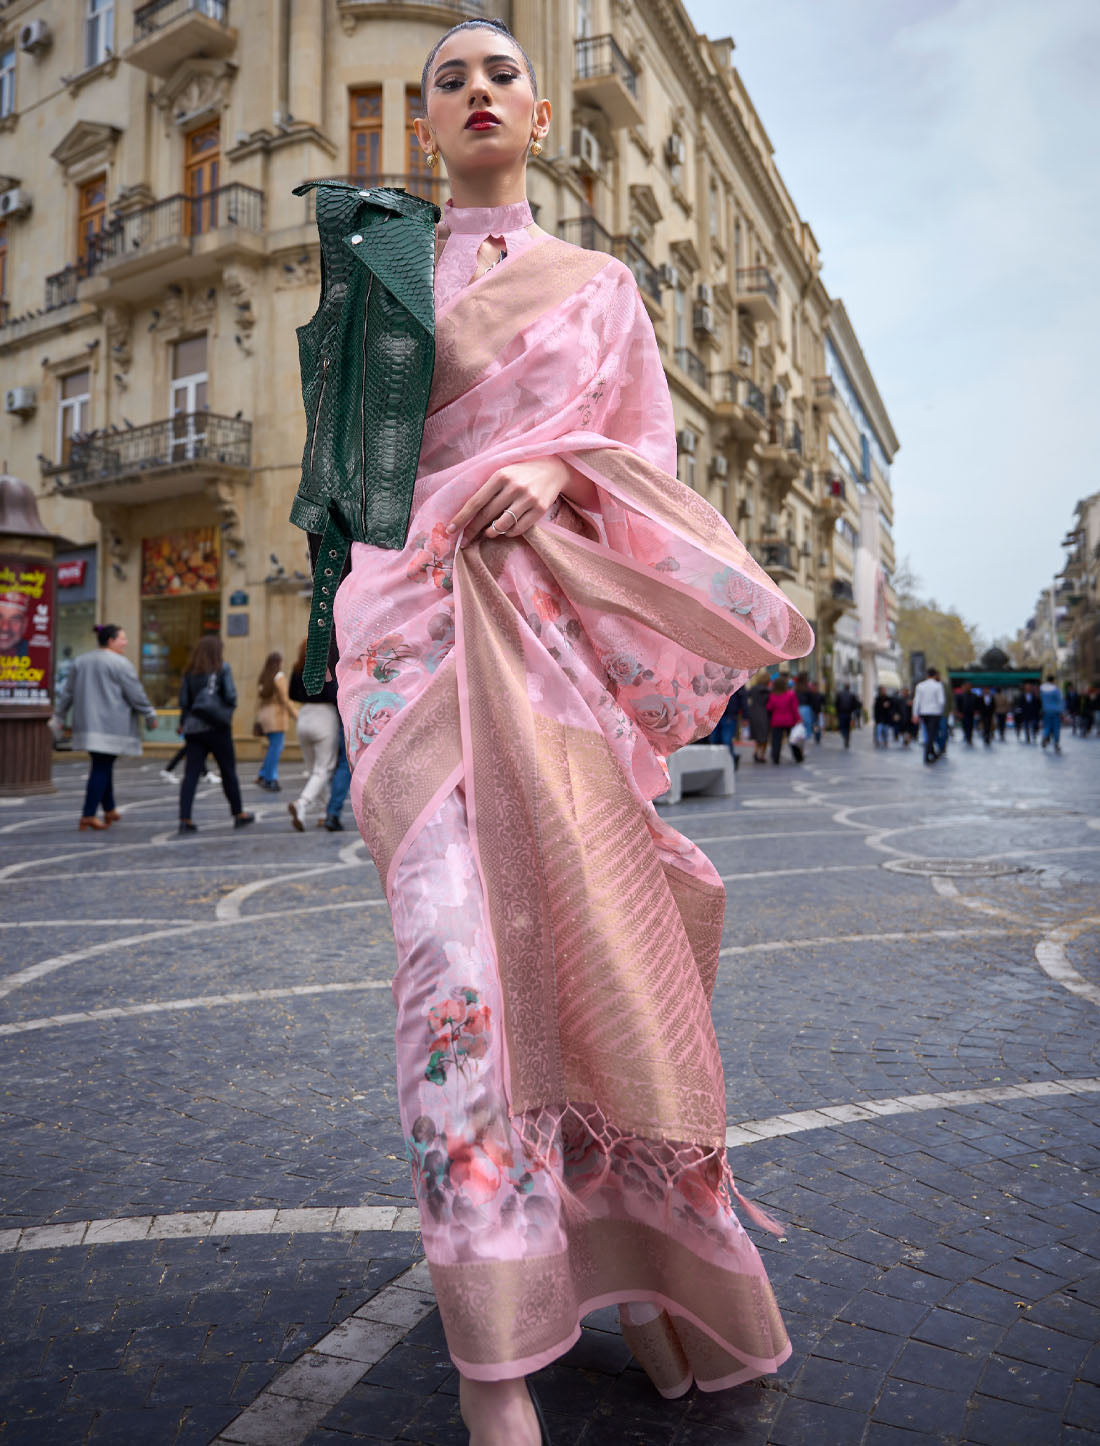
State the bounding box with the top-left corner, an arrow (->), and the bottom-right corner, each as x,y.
0,0 -> 900,717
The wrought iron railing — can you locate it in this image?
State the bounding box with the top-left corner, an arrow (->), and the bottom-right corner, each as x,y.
759,541 -> 793,572
736,266 -> 778,306
57,412 -> 251,483
674,347 -> 707,390
745,380 -> 766,417
45,262 -> 90,310
89,184 -> 263,267
574,34 -> 637,97
710,372 -> 766,418
558,219 -> 661,303
824,473 -> 846,503
134,0 -> 229,39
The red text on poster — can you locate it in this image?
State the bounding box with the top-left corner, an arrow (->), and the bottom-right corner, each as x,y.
0,554 -> 55,709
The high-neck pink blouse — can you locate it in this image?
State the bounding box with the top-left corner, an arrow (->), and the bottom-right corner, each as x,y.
434,197 -> 540,315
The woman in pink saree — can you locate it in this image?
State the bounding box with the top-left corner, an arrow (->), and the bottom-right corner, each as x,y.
333,19 -> 812,1444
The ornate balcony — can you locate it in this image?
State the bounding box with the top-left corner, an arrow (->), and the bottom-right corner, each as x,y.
831,578 -> 855,604
50,412 -> 251,505
573,34 -> 643,129
711,371 -> 767,443
735,266 -> 779,325
557,218 -> 662,305
80,184 -> 264,301
674,346 -> 708,392
126,0 -> 237,77
757,539 -> 796,581
822,473 -> 847,514
760,417 -> 803,482
813,375 -> 838,412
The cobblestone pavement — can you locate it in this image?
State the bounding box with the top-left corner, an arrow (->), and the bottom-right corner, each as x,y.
1,727 -> 1099,1445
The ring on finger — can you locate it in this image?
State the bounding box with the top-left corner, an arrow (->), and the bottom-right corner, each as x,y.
494,507 -> 520,532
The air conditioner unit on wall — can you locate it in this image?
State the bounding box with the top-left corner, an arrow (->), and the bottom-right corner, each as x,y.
5,386 -> 37,416
665,133 -> 686,167
18,18 -> 51,54
738,343 -> 753,367
765,513 -> 779,533
739,496 -> 754,519
658,261 -> 678,290
571,125 -> 601,175
771,383 -> 785,406
709,454 -> 728,479
800,540 -> 812,557
818,551 -> 830,568
0,188 -> 31,219
693,304 -> 715,335
676,428 -> 696,454
696,283 -> 713,306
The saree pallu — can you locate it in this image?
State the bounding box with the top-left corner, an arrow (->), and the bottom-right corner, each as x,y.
334,233 -> 813,1388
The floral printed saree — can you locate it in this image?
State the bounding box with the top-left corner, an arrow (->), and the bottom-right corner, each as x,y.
334,200 -> 813,1390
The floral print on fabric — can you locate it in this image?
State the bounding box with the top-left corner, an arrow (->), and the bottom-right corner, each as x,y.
425,985 -> 491,1085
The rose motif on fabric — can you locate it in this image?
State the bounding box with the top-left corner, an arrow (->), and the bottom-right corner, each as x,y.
532,587 -> 561,624
351,689 -> 406,748
425,985 -> 492,1086
711,566 -> 757,616
633,693 -> 678,734
362,633 -> 410,684
605,653 -> 642,688
406,522 -> 455,592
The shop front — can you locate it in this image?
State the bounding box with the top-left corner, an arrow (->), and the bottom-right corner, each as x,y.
139,527 -> 221,706
53,546 -> 99,693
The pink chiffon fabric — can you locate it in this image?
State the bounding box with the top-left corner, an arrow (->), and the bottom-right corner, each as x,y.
333,203 -> 811,1387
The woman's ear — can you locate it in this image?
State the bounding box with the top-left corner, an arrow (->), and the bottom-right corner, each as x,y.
412,115 -> 434,155
533,98 -> 551,139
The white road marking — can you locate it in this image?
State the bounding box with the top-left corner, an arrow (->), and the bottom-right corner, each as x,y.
720,864 -> 880,882
0,980 -> 393,1036
214,1259 -> 436,1446
1034,918 -> 1100,1008
725,1076 -> 1100,1146
0,919 -> 166,929
0,899 -> 390,1000
719,925 -> 1020,957
688,828 -> 844,845
4,1078 -> 1096,1257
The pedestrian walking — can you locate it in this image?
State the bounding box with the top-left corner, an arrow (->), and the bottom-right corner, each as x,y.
303,20 -> 812,1435
177,635 -> 254,834
319,727 -> 352,830
892,690 -> 913,747
956,681 -> 976,746
746,670 -> 772,763
287,637 -> 341,831
767,673 -> 804,763
913,667 -> 946,764
977,687 -> 996,747
706,685 -> 744,771
833,682 -> 859,749
1040,675 -> 1064,752
254,651 -> 298,792
1080,687 -> 1096,738
1066,684 -> 1080,735
51,624 -> 157,831
1018,682 -> 1041,743
994,689 -> 1010,742
872,686 -> 893,748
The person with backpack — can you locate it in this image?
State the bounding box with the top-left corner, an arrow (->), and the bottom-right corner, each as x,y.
177,635 -> 254,835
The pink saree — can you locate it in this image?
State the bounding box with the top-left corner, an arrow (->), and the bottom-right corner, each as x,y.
334,201 -> 813,1391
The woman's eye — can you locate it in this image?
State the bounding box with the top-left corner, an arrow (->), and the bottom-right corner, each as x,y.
493,71 -> 518,83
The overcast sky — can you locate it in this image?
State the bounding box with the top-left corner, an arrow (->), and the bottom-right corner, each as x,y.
684,0 -> 1100,641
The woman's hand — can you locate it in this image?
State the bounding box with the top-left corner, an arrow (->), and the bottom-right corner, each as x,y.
446,457 -> 579,543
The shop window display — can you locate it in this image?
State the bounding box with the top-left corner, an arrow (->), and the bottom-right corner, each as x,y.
140,528 -> 220,707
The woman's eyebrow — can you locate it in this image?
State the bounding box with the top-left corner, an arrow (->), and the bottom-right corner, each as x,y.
434,54 -> 519,76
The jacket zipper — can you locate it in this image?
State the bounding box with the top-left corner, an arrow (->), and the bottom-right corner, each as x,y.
308,355 -> 330,474
360,273 -> 374,530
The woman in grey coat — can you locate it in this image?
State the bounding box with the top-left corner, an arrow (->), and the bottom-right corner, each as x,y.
52,624 -> 157,831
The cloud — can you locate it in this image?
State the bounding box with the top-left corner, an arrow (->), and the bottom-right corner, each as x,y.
685,0 -> 1100,637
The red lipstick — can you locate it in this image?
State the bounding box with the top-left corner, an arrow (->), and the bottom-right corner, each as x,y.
466,110 -> 500,130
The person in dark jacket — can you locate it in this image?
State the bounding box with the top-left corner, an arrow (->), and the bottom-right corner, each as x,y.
833,684 -> 859,749
706,685 -> 745,771
177,635 -> 254,835
746,671 -> 771,763
955,682 -> 976,746
872,687 -> 893,748
1017,682 -> 1041,742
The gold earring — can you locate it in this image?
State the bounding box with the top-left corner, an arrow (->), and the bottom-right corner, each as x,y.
425,149 -> 438,169
530,138 -> 543,157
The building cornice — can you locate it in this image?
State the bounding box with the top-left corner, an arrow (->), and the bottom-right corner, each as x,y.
828,300 -> 900,458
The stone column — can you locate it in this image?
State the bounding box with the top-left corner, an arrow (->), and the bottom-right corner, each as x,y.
287,0 -> 323,128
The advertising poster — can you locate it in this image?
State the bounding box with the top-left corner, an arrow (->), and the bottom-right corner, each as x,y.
0,554 -> 55,709
141,528 -> 220,597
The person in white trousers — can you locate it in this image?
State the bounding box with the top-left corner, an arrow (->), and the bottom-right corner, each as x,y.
286,641 -> 342,830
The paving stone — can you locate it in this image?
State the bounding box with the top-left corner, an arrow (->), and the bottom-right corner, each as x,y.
871,1377 -> 966,1438
963,1393 -> 1065,1446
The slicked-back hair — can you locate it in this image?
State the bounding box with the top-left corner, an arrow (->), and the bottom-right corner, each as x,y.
421,18 -> 537,108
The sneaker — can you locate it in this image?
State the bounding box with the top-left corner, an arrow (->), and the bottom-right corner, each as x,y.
202,770 -> 219,783
178,820 -> 198,834
160,768 -> 178,783
234,812 -> 256,829
322,816 -> 345,832
288,801 -> 305,832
